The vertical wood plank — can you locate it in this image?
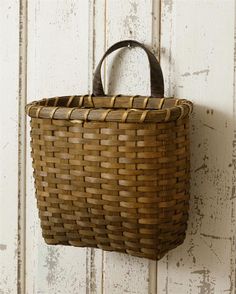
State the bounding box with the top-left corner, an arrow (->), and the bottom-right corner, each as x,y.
86,1 -> 106,293
26,1 -> 90,293
0,1 -> 19,293
158,1 -> 236,293
91,1 -> 106,292
102,1 -> 160,293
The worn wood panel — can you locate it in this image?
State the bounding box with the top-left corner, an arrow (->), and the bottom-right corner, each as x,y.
102,1 -> 160,293
0,1 -> 19,293
158,1 -> 236,293
86,1 -> 106,293
3,0 -> 236,293
26,1 -> 90,293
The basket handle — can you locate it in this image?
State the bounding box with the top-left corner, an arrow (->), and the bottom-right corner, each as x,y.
92,40 -> 164,97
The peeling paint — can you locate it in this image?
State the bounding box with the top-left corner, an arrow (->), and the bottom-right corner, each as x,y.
182,69 -> 210,77
123,14 -> 138,36
0,244 -> 7,251
182,72 -> 191,77
193,69 -> 210,76
90,249 -> 97,293
9,1 -> 236,294
158,0 -> 236,293
164,0 -> 173,13
44,247 -> 60,286
191,269 -> 215,294
130,1 -> 138,14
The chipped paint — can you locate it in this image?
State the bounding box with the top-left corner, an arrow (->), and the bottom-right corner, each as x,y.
193,69 -> 210,76
26,1 -> 93,293
158,1 -> 235,293
2,0 -> 235,293
191,269 -> 215,294
182,68 -> 210,77
182,72 -> 191,77
44,247 -> 60,286
90,249 -> 97,293
164,0 -> 173,13
122,1 -> 139,37
0,244 -> 7,251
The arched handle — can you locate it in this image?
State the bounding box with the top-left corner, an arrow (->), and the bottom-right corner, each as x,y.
92,40 -> 164,97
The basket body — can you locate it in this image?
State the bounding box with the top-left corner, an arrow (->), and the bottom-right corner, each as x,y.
30,115 -> 190,260
27,39 -> 192,260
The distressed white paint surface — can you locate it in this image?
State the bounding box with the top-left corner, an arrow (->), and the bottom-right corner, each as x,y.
86,1 -> 106,293
1,0 -> 236,293
158,1 -> 236,293
26,1 -> 90,293
0,1 -> 19,293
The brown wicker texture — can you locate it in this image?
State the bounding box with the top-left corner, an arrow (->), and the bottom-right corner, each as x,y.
26,40 -> 193,260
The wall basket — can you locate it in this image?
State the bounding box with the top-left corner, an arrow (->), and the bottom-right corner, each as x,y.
26,40 -> 193,260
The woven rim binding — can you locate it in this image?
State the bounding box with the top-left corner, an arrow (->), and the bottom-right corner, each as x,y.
26,95 -> 193,123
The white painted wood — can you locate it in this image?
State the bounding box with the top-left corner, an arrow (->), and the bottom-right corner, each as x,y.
158,1 -> 236,293
0,1 -> 19,293
86,1 -> 106,293
26,1 -> 90,293
102,1 -> 160,293
11,0 -> 235,293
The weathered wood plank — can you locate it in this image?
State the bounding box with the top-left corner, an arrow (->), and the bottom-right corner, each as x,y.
158,1 -> 236,293
86,1 -> 106,293
102,1 -> 160,293
26,1 -> 90,293
0,1 -> 19,293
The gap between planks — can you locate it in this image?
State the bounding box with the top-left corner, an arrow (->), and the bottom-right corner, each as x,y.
87,1 -> 104,293
18,0 -> 28,293
230,1 -> 236,291
148,0 -> 161,293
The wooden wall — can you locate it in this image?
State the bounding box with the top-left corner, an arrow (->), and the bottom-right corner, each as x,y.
0,0 -> 235,293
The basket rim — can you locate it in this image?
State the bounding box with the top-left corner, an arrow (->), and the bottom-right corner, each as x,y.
26,95 -> 193,123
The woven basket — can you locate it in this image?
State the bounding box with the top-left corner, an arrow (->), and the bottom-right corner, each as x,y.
26,40 -> 193,260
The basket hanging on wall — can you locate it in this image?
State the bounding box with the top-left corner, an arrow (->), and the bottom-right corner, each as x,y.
26,40 -> 193,260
